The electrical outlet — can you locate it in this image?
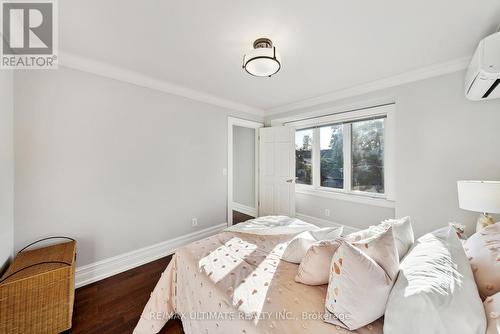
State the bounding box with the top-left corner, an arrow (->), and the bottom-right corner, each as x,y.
324,209 -> 330,217
191,218 -> 198,227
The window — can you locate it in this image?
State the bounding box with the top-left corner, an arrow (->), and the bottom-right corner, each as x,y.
292,104 -> 394,203
295,129 -> 313,185
320,124 -> 343,189
351,118 -> 384,193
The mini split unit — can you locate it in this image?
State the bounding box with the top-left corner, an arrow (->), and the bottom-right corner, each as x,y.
465,28 -> 500,101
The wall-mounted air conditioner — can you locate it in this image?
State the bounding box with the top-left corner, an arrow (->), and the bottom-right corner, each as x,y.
465,30 -> 500,101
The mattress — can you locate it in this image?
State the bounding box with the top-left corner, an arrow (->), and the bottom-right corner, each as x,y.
134,230 -> 383,334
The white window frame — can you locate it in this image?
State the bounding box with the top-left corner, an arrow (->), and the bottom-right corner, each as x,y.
291,104 -> 395,208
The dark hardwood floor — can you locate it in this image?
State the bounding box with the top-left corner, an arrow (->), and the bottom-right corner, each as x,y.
71,215 -> 253,334
71,255 -> 183,334
232,210 -> 254,224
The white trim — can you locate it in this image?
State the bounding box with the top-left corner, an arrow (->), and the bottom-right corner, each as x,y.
227,117 -> 263,226
384,107 -> 396,201
267,56 -> 470,115
296,187 -> 395,208
231,202 -> 258,218
295,213 -> 360,235
343,123 -> 352,193
75,223 -> 226,288
59,51 -> 265,117
270,97 -> 395,127
286,103 -> 393,129
312,127 -> 321,187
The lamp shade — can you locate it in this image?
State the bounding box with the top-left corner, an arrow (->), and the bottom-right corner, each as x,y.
242,38 -> 281,77
243,47 -> 281,77
457,180 -> 500,214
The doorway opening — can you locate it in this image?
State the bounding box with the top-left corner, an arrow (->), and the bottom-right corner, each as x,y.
227,117 -> 263,226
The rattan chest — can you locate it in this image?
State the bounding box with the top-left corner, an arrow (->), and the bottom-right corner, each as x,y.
0,239 -> 76,334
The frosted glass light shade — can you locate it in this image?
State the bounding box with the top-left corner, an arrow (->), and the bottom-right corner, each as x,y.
457,180 -> 500,214
243,47 -> 281,77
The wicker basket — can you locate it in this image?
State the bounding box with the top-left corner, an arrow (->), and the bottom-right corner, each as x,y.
0,238 -> 76,334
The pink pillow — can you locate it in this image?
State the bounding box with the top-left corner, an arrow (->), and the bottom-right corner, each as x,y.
485,292 -> 500,334
350,226 -> 400,280
464,223 -> 500,299
324,227 -> 399,330
347,217 -> 414,260
295,240 -> 341,285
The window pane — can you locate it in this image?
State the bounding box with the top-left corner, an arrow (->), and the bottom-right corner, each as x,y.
320,124 -> 343,189
351,118 -> 385,193
295,129 -> 313,185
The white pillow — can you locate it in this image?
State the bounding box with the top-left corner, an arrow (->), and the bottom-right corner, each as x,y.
381,217 -> 414,260
282,227 -> 343,264
348,216 -> 414,260
324,227 -> 399,330
384,226 -> 486,334
485,293 -> 500,334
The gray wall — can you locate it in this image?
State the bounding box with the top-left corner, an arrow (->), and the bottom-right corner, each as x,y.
0,71 -> 14,273
267,71 -> 500,237
296,193 -> 394,231
233,126 -> 255,208
14,67 -> 261,267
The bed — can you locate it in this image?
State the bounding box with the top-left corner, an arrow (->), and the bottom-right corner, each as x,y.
134,217 -> 383,334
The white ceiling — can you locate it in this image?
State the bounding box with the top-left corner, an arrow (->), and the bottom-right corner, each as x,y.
60,0 -> 500,113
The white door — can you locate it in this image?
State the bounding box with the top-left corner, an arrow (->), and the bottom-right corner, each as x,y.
259,126 -> 295,217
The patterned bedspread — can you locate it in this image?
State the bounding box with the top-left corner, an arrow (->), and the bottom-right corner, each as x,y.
134,228 -> 383,334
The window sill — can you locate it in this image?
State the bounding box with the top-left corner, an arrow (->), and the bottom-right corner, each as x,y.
296,187 -> 395,208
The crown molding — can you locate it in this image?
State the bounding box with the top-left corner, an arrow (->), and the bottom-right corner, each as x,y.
58,51 -> 265,117
266,56 -> 471,116
58,51 -> 471,118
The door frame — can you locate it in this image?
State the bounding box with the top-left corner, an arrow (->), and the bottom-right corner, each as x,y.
227,117 -> 264,226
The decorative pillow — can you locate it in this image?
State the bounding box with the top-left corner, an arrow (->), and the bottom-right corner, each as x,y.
295,240 -> 341,285
282,226 -> 343,264
485,292 -> 500,334
382,217 -> 414,260
384,227 -> 486,334
346,226 -> 377,242
324,227 -> 398,330
350,226 -> 399,280
464,223 -> 500,299
347,217 -> 414,260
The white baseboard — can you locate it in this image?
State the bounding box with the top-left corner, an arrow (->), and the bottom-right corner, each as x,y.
231,202 -> 258,218
295,213 -> 360,235
75,223 -> 227,288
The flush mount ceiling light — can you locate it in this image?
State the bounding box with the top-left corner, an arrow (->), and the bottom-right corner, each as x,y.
242,38 -> 281,77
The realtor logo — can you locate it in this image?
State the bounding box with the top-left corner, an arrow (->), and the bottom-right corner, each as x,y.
1,0 -> 58,69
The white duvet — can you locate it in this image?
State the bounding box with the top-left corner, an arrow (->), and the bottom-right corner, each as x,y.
224,215 -> 319,235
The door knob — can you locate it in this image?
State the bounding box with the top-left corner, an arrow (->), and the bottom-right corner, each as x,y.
286,178 -> 294,183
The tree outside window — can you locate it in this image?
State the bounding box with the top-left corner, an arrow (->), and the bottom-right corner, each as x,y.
295,129 -> 312,185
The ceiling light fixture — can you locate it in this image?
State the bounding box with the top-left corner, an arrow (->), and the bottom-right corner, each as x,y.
242,38 -> 281,77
